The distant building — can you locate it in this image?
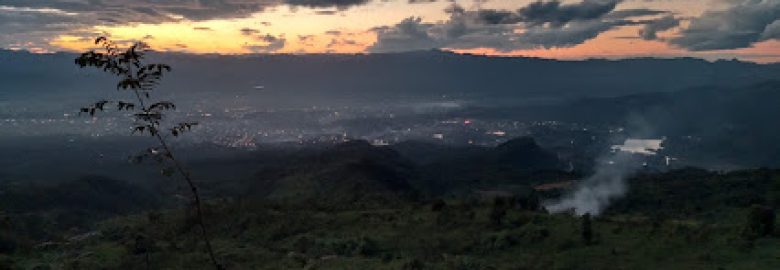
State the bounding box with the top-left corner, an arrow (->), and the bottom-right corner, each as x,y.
611,138 -> 664,155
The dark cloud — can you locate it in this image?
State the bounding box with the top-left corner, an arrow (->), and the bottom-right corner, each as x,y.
606,8 -> 669,19
763,21 -> 780,40
638,15 -> 679,40
298,34 -> 315,44
0,1 -> 285,49
370,17 -> 441,52
240,28 -> 262,36
193,27 -> 214,31
244,34 -> 286,52
314,10 -> 338,15
369,1 -> 642,53
0,0 -> 376,49
0,1 -> 279,23
0,5 -> 97,49
671,0 -> 780,51
408,0 -> 437,4
283,0 -> 371,10
523,19 -> 636,47
327,37 -> 359,48
517,0 -> 622,27
475,9 -> 521,25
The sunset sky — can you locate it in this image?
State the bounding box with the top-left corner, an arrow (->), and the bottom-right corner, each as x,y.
2,0 -> 780,62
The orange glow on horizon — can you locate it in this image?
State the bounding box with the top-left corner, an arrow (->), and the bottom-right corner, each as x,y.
41,2 -> 780,63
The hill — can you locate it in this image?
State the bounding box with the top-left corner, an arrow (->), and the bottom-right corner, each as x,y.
394,137 -> 570,195
246,140 -> 418,206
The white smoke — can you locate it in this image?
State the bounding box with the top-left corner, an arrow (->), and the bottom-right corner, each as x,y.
544,152 -> 643,216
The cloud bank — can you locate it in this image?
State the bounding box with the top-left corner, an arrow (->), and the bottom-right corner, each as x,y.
671,0 -> 780,51
369,1 -> 645,52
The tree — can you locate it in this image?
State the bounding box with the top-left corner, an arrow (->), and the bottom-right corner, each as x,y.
74,37 -> 222,269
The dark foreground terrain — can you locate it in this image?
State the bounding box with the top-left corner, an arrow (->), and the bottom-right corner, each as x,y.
1,139 -> 779,269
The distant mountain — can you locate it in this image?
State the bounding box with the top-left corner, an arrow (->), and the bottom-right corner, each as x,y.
3,49 -> 780,112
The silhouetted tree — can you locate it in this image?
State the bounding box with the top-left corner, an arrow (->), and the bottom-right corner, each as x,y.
74,37 -> 222,269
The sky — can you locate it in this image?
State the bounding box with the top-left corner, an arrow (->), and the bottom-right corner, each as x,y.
2,0 -> 780,62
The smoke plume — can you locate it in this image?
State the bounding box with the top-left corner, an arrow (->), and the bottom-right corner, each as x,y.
544,152 -> 643,216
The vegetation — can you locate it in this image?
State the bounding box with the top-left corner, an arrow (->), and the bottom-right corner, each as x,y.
73,37 -> 221,269
1,158 -> 778,269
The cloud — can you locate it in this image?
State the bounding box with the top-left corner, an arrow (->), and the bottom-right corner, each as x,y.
523,19 -> 636,48
638,15 -> 680,40
0,1 -> 283,49
671,0 -> 780,51
762,20 -> 780,40
517,0 -> 623,27
370,17 -> 442,52
244,34 -> 286,52
0,1 -> 280,23
606,8 -> 669,19
0,0 -> 383,51
0,0 -> 373,37
408,0 -> 437,4
0,5 -> 97,50
283,0 -> 371,10
369,1 -> 642,52
475,9 -> 521,25
240,28 -> 262,36
314,10 -> 338,15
